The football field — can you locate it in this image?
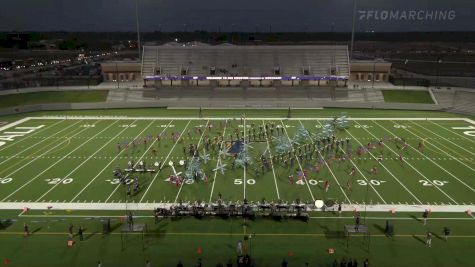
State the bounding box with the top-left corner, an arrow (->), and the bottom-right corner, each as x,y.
1,115 -> 474,214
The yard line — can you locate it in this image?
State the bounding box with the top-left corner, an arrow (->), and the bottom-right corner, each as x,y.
70,119 -> 147,202
0,120 -> 79,167
280,120 -> 316,202
343,124 -> 423,204
139,120 -> 191,202
174,120 -> 209,203
209,120 -> 228,202
0,119 -> 65,153
243,117 -> 246,199
429,121 -> 475,146
310,120 -> 386,204
359,121 -> 459,204
104,119 -> 165,202
388,120 -> 475,192
409,120 -> 475,159
35,120 -> 122,201
0,120 -> 84,179
0,120 -> 101,201
262,120 -> 280,200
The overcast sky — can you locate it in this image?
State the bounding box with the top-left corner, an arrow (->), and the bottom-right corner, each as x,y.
1,0 -> 474,32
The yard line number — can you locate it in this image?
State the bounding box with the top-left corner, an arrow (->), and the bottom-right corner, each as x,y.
0,177 -> 13,184
419,180 -> 449,187
45,178 -> 74,184
357,179 -> 386,186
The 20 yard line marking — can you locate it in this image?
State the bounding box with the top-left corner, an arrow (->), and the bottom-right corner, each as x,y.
174,120 -> 209,203
263,120 -> 280,200
343,124 -> 423,204
362,121 -> 459,204
310,120 -> 386,204
104,120 -> 168,202
209,120 -> 228,202
280,120 -> 316,202
139,120 -> 191,202
35,120 -> 122,201
0,120 -> 101,201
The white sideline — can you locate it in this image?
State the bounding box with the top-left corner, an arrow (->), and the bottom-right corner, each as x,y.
3,201 -> 474,213
24,116 -> 475,121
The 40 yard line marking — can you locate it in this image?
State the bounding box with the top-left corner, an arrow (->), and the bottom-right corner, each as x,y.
0,119 -> 64,154
0,120 -> 100,201
139,120 -> 191,202
174,120 -> 209,203
361,121 -> 459,204
35,120 -> 121,201
70,119 -> 148,202
209,120 -> 228,202
311,120 -> 387,204
262,120 -> 280,200
280,120 -> 316,202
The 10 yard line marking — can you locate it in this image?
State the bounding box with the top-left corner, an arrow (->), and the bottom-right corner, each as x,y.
0,120 -> 99,201
311,120 -> 386,204
104,119 -> 164,202
70,119 -> 149,202
429,120 -> 475,146
139,120 -> 191,202
209,120 -> 228,202
262,120 -> 280,200
383,121 -> 475,193
362,121 -> 458,204
174,120 -> 209,203
0,119 -> 64,154
343,124 -> 423,204
280,120 -> 316,202
35,120 -> 121,201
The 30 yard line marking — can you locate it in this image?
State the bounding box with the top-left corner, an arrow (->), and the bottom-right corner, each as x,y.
0,120 -> 101,201
35,120 -> 122,201
0,119 -> 64,154
139,120 -> 191,202
362,121 -> 459,204
310,120 -> 386,204
280,120 -> 316,202
104,119 -> 166,202
174,120 -> 209,203
70,119 -> 149,201
262,120 -> 280,200
343,124 -> 423,204
0,120 -> 83,174
209,120 -> 228,202
387,120 -> 475,193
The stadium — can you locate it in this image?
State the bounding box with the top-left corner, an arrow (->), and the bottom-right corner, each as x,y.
0,1 -> 475,267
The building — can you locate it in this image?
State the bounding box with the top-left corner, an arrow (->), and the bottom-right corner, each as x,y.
349,60 -> 392,83
100,61 -> 141,82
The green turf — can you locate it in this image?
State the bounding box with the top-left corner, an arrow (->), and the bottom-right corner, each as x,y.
381,90 -> 434,104
0,109 -> 474,266
0,90 -> 109,108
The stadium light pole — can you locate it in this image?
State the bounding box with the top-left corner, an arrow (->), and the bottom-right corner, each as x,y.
350,0 -> 357,59
135,0 -> 141,61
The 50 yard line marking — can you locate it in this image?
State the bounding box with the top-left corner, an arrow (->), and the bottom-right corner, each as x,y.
262,120 -> 280,200
280,120 -> 316,202
209,120 -> 228,202
0,119 -> 64,154
243,117 -> 246,199
359,121 -> 458,204
139,120 -> 191,202
174,120 -> 209,203
70,119 -> 151,202
310,120 -> 386,204
0,120 -> 100,201
35,120 -> 123,201
104,119 -> 165,203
